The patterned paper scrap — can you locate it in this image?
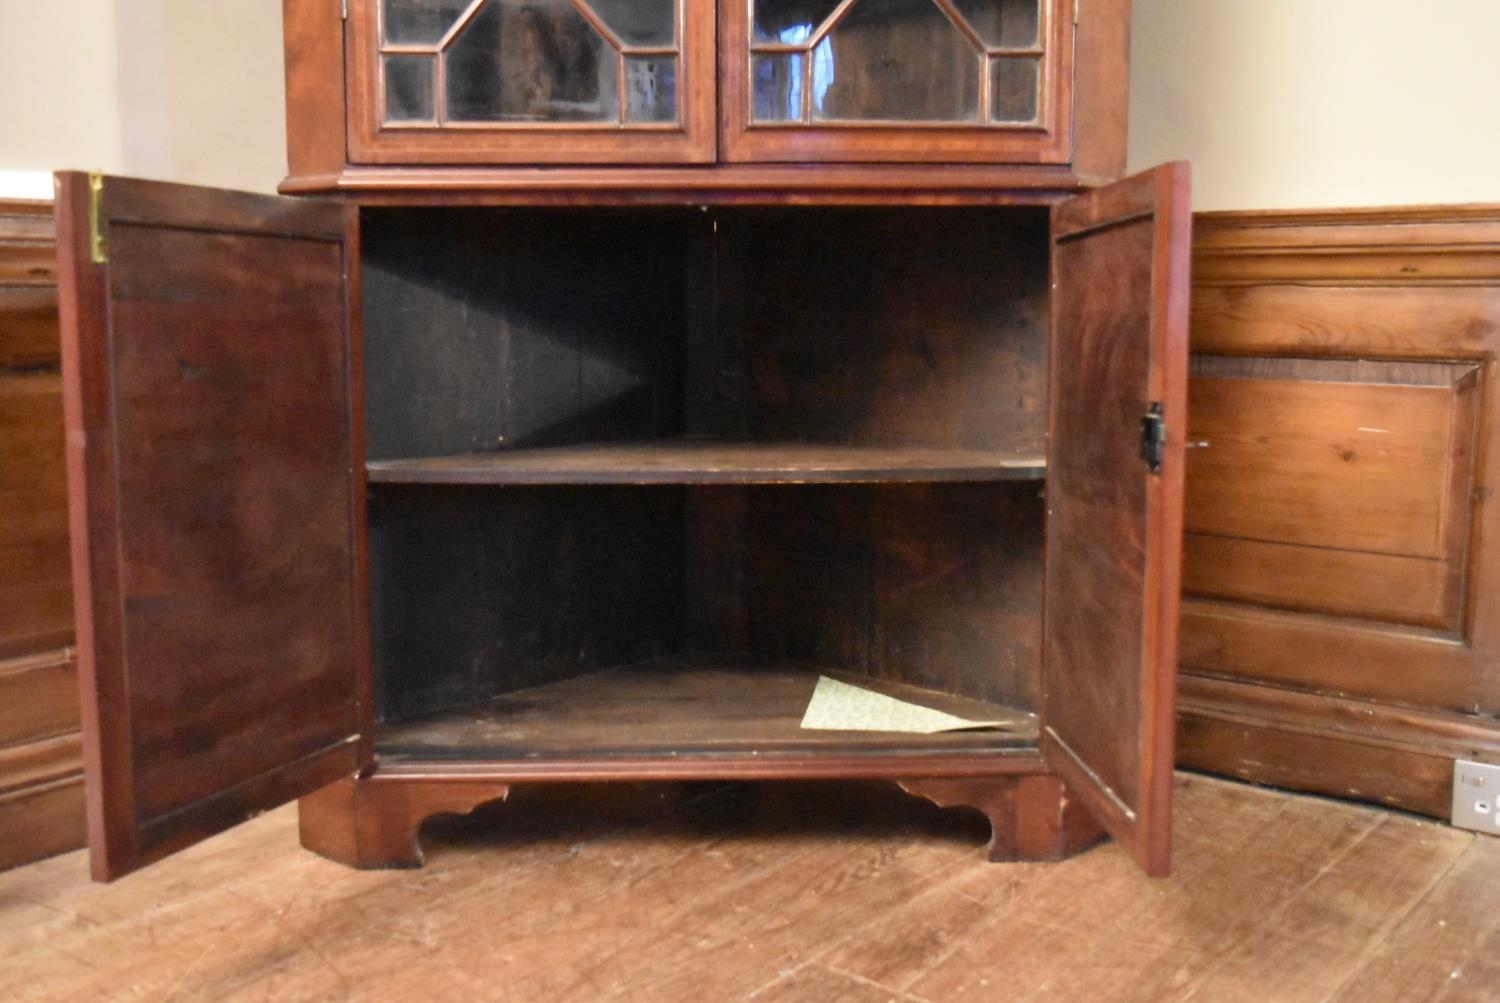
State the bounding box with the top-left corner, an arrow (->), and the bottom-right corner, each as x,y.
799,675 -> 1027,734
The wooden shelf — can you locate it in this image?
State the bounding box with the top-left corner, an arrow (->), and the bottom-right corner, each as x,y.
366,441 -> 1047,486
376,659 -> 1038,761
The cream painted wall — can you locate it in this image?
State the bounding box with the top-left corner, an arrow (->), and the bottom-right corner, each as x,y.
1128,0 -> 1500,211
0,0 -> 285,195
0,0 -> 125,178
113,0 -> 288,194
3,1 -> 1499,207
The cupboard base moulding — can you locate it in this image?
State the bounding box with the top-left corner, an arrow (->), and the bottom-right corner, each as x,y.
298,761 -> 1107,871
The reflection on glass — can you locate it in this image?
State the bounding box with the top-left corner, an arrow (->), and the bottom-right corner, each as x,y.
752,53 -> 805,121
625,58 -> 677,122
384,54 -> 437,121
752,0 -> 844,44
383,0 -> 475,45
589,0 -> 677,47
952,0 -> 1041,49
445,0 -> 620,122
990,56 -> 1038,122
812,0 -> 980,122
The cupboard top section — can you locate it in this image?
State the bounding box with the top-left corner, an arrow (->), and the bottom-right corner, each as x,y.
282,0 -> 1132,198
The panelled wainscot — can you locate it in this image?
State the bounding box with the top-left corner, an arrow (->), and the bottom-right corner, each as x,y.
0,199 -> 85,871
1178,207 -> 1500,817
59,0 -> 1191,881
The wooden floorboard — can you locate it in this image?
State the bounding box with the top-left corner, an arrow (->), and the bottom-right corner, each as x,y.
1,774 -> 1496,1002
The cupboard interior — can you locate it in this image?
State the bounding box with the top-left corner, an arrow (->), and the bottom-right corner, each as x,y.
362,205 -> 1052,760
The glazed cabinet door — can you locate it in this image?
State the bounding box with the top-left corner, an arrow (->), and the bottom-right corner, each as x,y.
54,174 -> 372,881
720,0 -> 1073,163
1042,163 -> 1191,877
346,0 -> 718,164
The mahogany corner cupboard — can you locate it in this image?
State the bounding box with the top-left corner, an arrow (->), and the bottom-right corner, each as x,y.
284,0 -> 1131,190
57,0 -> 1191,883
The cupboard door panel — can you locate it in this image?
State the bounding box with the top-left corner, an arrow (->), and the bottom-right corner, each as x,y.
1043,163 -> 1191,877
721,0 -> 1074,163
347,0 -> 718,164
55,174 -> 372,881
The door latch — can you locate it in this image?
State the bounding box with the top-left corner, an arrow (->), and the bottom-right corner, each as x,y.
1140,403 -> 1165,473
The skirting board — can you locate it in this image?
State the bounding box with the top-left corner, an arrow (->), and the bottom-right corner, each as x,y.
1178,672 -> 1500,818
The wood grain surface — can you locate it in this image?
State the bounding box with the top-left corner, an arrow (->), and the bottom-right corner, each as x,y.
376,659 -> 1038,760
1180,204 -> 1500,816
733,207 -> 1050,454
280,0 -> 346,180
368,440 -> 1047,485
0,774 -> 1490,1003
1184,357 -> 1477,631
0,649 -> 77,750
0,197 -> 85,871
0,648 -> 85,872
0,371 -> 72,659
716,0 -> 1079,165
278,162 -> 1097,202
342,0 -> 719,165
54,175 -> 371,880
0,198 -> 70,662
360,207 -> 694,462
1043,163 -> 1191,877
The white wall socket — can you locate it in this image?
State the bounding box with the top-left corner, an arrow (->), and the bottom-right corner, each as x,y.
1452,760 -> 1500,834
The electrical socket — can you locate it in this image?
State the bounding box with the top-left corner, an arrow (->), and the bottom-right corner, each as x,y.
1452,760 -> 1500,834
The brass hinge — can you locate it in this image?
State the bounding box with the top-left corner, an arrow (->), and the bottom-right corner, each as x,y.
88,171 -> 107,265
1073,0 -> 1080,24
341,0 -> 348,20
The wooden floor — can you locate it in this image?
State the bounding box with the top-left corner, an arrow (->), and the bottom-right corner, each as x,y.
2,773 -> 1498,1002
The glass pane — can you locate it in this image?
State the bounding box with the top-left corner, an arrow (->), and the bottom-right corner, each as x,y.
751,53 -> 805,121
625,57 -> 677,122
446,0 -> 620,122
384,54 -> 437,121
990,56 -> 1038,122
586,0 -> 676,47
752,0 -> 843,44
383,0 -> 476,45
812,0 -> 981,123
952,0 -> 1041,49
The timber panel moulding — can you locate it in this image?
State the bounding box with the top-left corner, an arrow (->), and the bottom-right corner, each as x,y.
1180,205 -> 1500,817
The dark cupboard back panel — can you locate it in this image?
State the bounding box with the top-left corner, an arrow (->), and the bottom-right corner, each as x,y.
362,206 -> 1051,723
369,480 -> 1041,723
361,206 -> 1051,459
730,207 -> 1050,452
736,482 -> 1043,710
369,485 -> 687,721
361,207 -> 698,462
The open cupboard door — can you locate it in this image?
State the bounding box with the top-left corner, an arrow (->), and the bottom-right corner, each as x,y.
54,174 -> 372,880
1043,164 -> 1191,877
